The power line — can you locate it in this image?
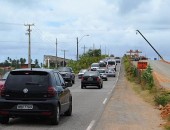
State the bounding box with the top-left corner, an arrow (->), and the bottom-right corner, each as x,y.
0,22 -> 24,26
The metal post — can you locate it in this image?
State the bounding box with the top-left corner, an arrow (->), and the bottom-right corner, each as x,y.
136,30 -> 164,60
77,37 -> 78,61
56,38 -> 58,68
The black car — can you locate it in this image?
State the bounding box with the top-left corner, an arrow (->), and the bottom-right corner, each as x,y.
57,67 -> 75,86
0,68 -> 72,125
81,71 -> 103,89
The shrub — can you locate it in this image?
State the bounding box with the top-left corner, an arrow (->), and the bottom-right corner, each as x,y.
154,93 -> 170,106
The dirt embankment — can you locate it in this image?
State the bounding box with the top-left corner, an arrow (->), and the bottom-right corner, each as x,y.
95,65 -> 163,130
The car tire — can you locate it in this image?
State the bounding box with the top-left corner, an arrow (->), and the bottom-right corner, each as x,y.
0,116 -> 9,124
50,105 -> 60,125
81,85 -> 85,89
100,84 -> 103,88
69,80 -> 73,86
72,79 -> 75,84
65,99 -> 72,116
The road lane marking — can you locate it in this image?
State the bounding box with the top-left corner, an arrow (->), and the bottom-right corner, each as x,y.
103,98 -> 107,104
86,120 -> 96,130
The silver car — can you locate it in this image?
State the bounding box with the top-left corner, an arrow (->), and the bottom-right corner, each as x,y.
78,69 -> 88,79
97,69 -> 108,81
106,69 -> 116,77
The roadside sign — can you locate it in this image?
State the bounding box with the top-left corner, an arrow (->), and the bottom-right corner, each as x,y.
137,62 -> 147,69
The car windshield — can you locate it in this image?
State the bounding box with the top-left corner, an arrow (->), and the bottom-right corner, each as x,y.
99,63 -> 106,67
79,69 -> 87,73
97,70 -> 105,73
58,67 -> 71,72
84,71 -> 99,76
108,61 -> 115,65
91,64 -> 99,67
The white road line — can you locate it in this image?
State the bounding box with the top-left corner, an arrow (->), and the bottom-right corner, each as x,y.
86,120 -> 96,130
103,98 -> 107,104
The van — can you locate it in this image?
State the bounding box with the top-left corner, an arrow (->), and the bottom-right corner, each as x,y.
106,60 -> 116,71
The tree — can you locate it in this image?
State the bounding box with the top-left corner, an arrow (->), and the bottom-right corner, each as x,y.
34,59 -> 40,68
20,58 -> 26,64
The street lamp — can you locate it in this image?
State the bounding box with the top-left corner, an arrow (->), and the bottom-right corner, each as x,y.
76,35 -> 89,61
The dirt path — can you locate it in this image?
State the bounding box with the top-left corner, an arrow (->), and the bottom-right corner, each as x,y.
94,65 -> 163,130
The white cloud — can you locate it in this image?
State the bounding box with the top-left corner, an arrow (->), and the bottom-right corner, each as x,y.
0,0 -> 170,63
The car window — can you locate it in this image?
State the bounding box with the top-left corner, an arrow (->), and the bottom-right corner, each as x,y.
54,72 -> 61,86
58,73 -> 65,85
91,63 -> 99,67
84,71 -> 99,76
2,72 -> 9,80
5,71 -> 49,90
107,61 -> 115,65
58,67 -> 71,72
97,70 -> 105,73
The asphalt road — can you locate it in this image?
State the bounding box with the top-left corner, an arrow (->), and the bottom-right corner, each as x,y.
149,60 -> 170,89
0,64 -> 121,130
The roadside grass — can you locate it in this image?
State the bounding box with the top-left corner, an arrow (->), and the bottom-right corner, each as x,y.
127,79 -> 158,106
123,55 -> 170,130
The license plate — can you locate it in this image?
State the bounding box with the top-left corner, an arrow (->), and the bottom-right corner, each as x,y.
88,77 -> 93,81
17,104 -> 33,109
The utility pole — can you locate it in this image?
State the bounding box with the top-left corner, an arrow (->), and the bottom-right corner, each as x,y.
136,30 -> 164,60
25,24 -> 34,68
61,50 -> 68,67
76,37 -> 78,61
81,45 -> 88,54
56,38 -> 58,68
76,35 -> 89,61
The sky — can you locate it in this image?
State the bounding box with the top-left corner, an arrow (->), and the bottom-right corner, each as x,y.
0,0 -> 170,64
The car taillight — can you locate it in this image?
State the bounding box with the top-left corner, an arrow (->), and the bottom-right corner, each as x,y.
47,86 -> 57,97
0,86 -> 5,97
97,77 -> 100,81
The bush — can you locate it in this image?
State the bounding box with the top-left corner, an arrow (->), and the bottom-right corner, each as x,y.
141,65 -> 154,89
154,93 -> 170,106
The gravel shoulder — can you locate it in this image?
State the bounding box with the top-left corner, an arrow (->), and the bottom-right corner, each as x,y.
94,65 -> 163,130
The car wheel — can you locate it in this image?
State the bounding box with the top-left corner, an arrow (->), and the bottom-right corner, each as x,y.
50,105 -> 60,125
72,79 -> 75,84
0,116 -> 9,124
65,99 -> 72,116
69,81 -> 73,86
81,85 -> 85,89
100,83 -> 103,88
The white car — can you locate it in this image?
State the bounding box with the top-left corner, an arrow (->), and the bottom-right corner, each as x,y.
90,63 -> 100,71
106,69 -> 116,77
106,60 -> 117,71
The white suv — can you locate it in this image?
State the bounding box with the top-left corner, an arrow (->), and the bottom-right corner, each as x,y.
90,63 -> 100,71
